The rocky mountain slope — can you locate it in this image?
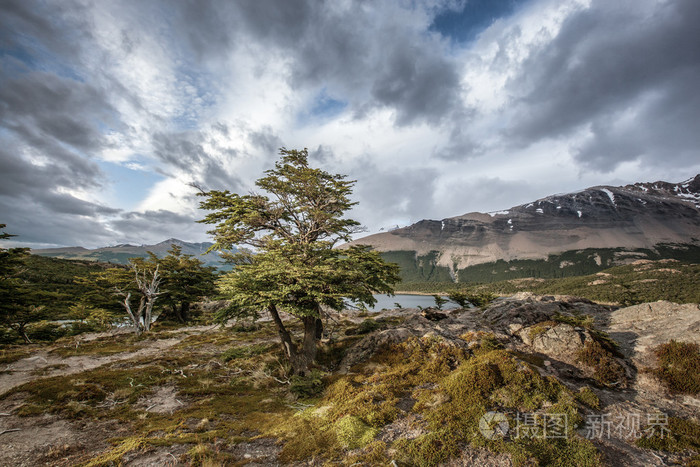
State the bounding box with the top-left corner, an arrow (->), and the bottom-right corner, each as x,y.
32,238 -> 225,268
345,175 -> 700,283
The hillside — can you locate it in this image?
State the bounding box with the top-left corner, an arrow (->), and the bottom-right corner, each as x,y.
346,175 -> 700,285
403,259 -> 700,305
32,238 -> 225,269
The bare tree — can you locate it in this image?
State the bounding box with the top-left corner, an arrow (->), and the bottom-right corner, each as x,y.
113,263 -> 162,334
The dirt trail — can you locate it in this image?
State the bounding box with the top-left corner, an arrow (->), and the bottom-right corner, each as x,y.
0,326 -> 213,396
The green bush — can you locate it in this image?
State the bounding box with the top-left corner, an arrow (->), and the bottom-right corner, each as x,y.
576,340 -> 626,388
289,369 -> 326,398
649,341 -> 700,395
356,318 -> 382,335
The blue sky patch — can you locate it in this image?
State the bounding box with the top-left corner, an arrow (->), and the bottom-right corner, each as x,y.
304,89 -> 347,123
431,0 -> 527,43
98,160 -> 165,211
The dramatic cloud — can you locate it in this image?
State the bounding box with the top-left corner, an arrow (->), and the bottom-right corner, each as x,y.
0,0 -> 698,248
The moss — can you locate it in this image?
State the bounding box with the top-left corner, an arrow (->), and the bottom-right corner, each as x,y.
342,440 -> 388,465
50,336 -> 145,357
636,416 -> 700,453
396,348 -> 600,466
552,312 -> 595,329
81,436 -> 146,467
334,415 -> 379,448
528,321 -> 558,341
515,435 -> 602,467
276,417 -> 340,463
355,318 -> 382,335
575,387 -> 600,410
649,340 -> 700,395
395,429 -> 461,466
576,340 -> 626,388
460,331 -> 503,351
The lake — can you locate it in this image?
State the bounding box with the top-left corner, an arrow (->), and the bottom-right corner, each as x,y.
359,293 -> 460,311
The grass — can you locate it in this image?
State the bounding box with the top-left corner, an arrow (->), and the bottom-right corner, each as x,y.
3,304 -> 686,466
50,334 -> 149,357
220,343 -> 275,361
648,340 -> 700,395
0,346 -> 34,364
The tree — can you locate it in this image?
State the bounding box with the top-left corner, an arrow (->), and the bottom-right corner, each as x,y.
198,148 -> 400,374
433,294 -> 448,310
91,258 -> 162,334
153,245 -> 217,323
0,224 -> 46,343
447,291 -> 469,308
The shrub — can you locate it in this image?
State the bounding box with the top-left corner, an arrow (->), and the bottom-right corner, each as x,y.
649,340 -> 700,395
289,369 -> 326,398
576,340 -> 626,388
636,416 -> 700,453
356,318 -> 381,335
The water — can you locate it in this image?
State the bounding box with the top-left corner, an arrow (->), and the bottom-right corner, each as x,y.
357,294 -> 459,311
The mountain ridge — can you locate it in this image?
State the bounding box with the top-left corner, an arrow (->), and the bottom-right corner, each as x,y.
345,175 -> 700,283
32,238 -> 224,268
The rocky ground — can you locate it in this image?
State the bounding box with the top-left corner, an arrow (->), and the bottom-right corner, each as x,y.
0,295 -> 698,466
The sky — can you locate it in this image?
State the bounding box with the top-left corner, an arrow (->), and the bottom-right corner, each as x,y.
1,0 -> 699,249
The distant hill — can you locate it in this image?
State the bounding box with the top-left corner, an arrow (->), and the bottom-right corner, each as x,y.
33,238 -> 227,268
344,175 -> 700,285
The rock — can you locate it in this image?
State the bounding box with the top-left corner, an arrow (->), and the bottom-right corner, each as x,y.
484,295 -> 614,336
338,328 -> 415,373
518,323 -> 592,361
421,308 -> 449,321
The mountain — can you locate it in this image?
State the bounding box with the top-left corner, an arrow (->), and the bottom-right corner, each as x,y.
345,175 -> 700,284
33,238 -> 226,268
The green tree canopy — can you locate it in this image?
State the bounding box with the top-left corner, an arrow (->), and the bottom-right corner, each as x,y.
0,224 -> 46,343
83,245 -> 218,330
153,245 -> 218,323
198,148 -> 400,374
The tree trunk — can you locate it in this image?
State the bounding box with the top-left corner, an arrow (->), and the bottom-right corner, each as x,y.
268,304 -> 298,365
144,298 -> 154,332
122,292 -> 142,334
179,302 -> 190,322
14,324 -> 31,344
137,296 -> 147,333
315,317 -> 323,340
298,316 -> 319,375
267,305 -> 320,376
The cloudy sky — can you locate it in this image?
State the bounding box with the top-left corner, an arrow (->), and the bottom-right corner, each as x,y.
1,0 -> 699,248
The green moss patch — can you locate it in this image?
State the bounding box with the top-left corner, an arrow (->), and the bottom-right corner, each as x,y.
636,416 -> 700,454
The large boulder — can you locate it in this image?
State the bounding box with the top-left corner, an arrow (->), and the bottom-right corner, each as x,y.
518,322 -> 592,362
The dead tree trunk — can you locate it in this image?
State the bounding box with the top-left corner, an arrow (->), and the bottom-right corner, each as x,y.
117,264 -> 162,334
135,264 -> 161,333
